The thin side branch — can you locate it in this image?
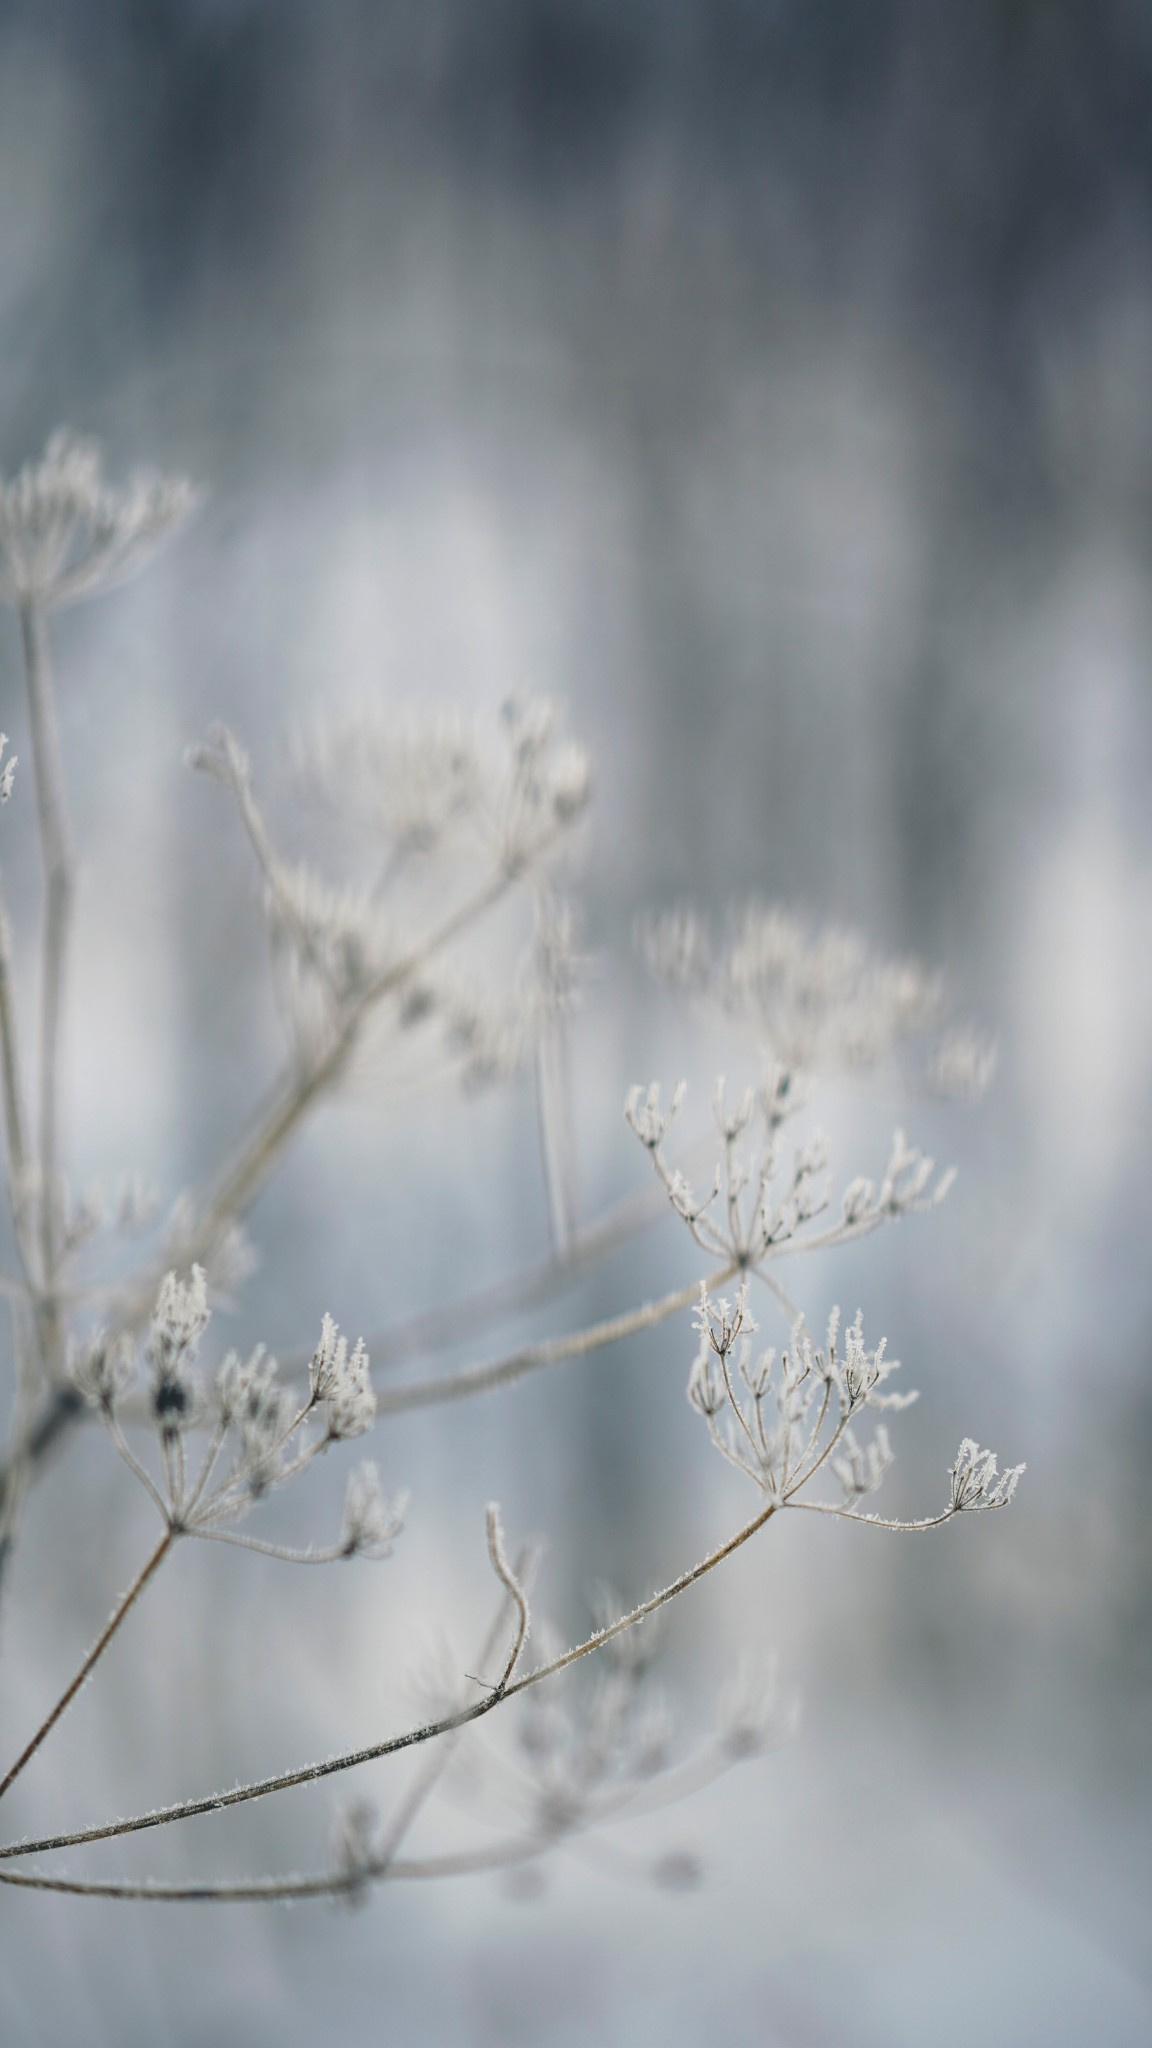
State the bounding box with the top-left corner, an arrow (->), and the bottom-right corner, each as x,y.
0,1526 -> 174,1802
0,1836 -> 540,1903
485,1504 -> 530,1694
367,1142 -> 717,1372
376,1263 -> 737,1416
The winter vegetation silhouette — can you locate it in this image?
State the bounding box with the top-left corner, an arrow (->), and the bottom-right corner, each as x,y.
0,431 -> 1021,1909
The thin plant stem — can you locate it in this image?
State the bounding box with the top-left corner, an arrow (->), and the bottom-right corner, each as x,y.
0,1837 -> 541,1903
0,1526 -> 174,1803
485,1505 -> 530,1694
191,1528 -> 348,1565
784,1499 -> 955,1532
365,1140 -> 717,1372
105,1412 -> 169,1520
17,601 -> 72,1377
375,1263 -> 737,1416
534,1013 -> 576,1257
0,877 -> 33,1284
0,1312 -> 37,1613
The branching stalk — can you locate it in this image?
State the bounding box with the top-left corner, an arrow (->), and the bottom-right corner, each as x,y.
0,1497 -> 781,1862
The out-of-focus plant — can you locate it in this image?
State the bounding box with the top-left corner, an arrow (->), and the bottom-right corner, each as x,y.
0,432 -> 1021,1907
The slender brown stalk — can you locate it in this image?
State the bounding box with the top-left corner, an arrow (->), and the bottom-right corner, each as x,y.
0,1526 -> 174,1803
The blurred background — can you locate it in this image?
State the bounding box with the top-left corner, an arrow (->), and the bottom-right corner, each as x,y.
1,2 -> 1151,2042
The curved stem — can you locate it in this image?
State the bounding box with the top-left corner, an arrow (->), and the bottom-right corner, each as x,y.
191,1528 -> 348,1566
784,1499 -> 955,1532
0,1835 -> 540,1903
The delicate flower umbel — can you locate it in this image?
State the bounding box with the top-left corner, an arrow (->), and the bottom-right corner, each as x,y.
215,1346 -> 291,1498
831,1425 -> 894,1504
630,1077 -> 953,1275
686,1290 -> 914,1506
641,904 -> 944,1074
496,697 -> 591,873
516,1639 -> 679,1841
148,1265 -> 210,1429
296,706 -> 488,863
0,429 -> 196,610
949,1439 -> 1026,1513
341,1462 -> 407,1559
309,1313 -> 376,1440
67,1329 -> 135,1414
686,1286 -> 1022,1533
78,1289 -> 396,1567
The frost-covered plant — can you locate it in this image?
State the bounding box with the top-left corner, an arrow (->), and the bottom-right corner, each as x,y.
0,432 -> 1021,1908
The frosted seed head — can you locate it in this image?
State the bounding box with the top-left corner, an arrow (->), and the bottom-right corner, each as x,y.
148,1267 -> 209,1425
841,1176 -> 875,1226
68,1329 -> 136,1413
0,429 -> 197,610
687,1343 -> 726,1419
624,1078 -> 685,1151
151,1266 -> 209,1363
645,902 -> 944,1074
949,1440 -> 1026,1513
312,1323 -> 376,1441
308,1312 -> 340,1401
341,1463 -> 407,1560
